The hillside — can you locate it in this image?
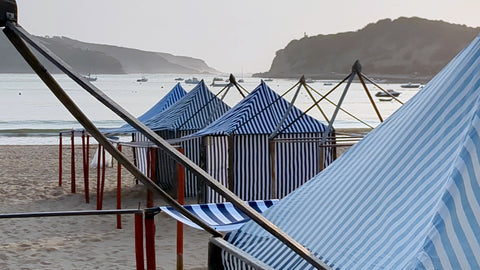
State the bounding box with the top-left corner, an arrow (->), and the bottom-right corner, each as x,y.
256,17 -> 480,81
0,34 -> 218,74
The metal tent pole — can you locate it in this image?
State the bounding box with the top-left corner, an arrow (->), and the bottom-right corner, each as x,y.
3,19 -> 330,270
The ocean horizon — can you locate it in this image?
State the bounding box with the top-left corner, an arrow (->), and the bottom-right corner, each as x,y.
0,73 -> 419,145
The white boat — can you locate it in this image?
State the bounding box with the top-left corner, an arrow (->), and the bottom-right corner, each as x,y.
375,89 -> 401,97
137,76 -> 148,82
185,77 -> 200,84
264,78 -> 273,82
323,82 -> 333,86
211,80 -> 229,87
400,82 -> 420,88
83,74 -> 97,81
305,78 -> 315,83
174,77 -> 184,81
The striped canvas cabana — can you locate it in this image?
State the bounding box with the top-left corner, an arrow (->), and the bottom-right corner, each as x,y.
140,80 -> 231,196
217,35 -> 480,269
102,83 -> 187,174
192,81 -> 332,203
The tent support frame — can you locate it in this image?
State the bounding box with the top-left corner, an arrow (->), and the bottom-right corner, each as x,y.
3,20 -> 329,270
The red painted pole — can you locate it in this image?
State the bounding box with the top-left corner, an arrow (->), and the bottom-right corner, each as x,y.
117,144 -> 122,229
59,132 -> 62,187
71,130 -> 76,193
177,148 -> 185,270
145,147 -> 156,270
100,146 -> 106,210
134,213 -> 145,270
85,134 -> 90,203
145,212 -> 156,270
96,144 -> 101,210
82,131 -> 89,203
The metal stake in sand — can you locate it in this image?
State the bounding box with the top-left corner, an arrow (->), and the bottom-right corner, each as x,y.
59,132 -> 62,186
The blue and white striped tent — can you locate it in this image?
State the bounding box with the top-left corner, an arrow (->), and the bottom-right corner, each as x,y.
102,82 -> 187,134
141,80 -> 231,196
219,35 -> 480,269
101,83 -> 187,175
192,81 -> 332,203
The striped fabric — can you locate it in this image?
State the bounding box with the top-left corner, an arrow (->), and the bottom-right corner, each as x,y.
102,83 -> 187,134
221,35 -> 480,269
195,81 -> 326,136
159,200 -> 278,231
138,82 -> 230,197
193,82 -> 332,203
146,80 -> 231,133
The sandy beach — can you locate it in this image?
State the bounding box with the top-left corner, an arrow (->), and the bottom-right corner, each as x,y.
0,144 -> 210,270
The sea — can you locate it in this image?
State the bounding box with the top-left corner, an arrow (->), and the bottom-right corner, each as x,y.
0,73 -> 421,145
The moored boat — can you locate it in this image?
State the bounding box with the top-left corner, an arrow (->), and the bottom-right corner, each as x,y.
400,82 -> 420,88
375,89 -> 400,97
185,77 -> 200,84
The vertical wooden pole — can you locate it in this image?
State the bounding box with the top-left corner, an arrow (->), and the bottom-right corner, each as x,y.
227,136 -> 235,193
145,212 -> 156,270
117,144 -> 122,229
59,132 -> 62,187
135,213 -> 145,270
71,130 -> 76,193
145,147 -> 156,270
85,134 -> 90,203
82,131 -> 89,203
100,146 -> 106,210
177,148 -> 185,270
96,144 -> 101,210
269,140 -> 277,199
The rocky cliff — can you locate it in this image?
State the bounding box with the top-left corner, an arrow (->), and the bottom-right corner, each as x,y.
256,17 -> 479,81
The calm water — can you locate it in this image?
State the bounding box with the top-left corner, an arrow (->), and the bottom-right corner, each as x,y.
0,73 -> 421,145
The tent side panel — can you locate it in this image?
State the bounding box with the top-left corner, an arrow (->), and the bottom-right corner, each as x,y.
233,135 -> 271,201
133,133 -> 149,176
181,134 -> 202,197
274,133 -> 321,198
205,136 -> 229,203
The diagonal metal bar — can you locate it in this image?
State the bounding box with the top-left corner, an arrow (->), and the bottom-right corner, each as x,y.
320,71 -> 356,145
269,76 -> 304,139
357,71 -> 383,122
360,72 -> 404,104
3,25 -> 221,238
6,22 -> 329,270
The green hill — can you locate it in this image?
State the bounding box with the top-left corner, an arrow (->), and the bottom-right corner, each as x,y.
255,17 -> 479,82
0,34 -> 218,74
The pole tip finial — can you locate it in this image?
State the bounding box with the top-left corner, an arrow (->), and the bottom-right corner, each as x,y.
229,73 -> 236,84
352,60 -> 362,73
0,0 -> 17,27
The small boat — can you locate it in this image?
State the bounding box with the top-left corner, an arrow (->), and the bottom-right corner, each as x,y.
185,77 -> 200,84
305,78 -> 315,83
323,82 -> 333,86
174,77 -> 184,81
378,97 -> 393,102
211,80 -> 229,87
213,77 -> 224,81
238,79 -> 244,83
400,82 -> 420,88
83,74 -> 97,81
375,89 -> 400,97
137,76 -> 148,82
264,78 -> 273,82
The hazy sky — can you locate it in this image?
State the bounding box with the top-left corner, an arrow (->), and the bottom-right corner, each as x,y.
16,0 -> 480,74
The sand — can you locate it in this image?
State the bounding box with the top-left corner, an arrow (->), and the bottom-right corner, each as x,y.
0,136 -> 357,269
0,144 -> 210,270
